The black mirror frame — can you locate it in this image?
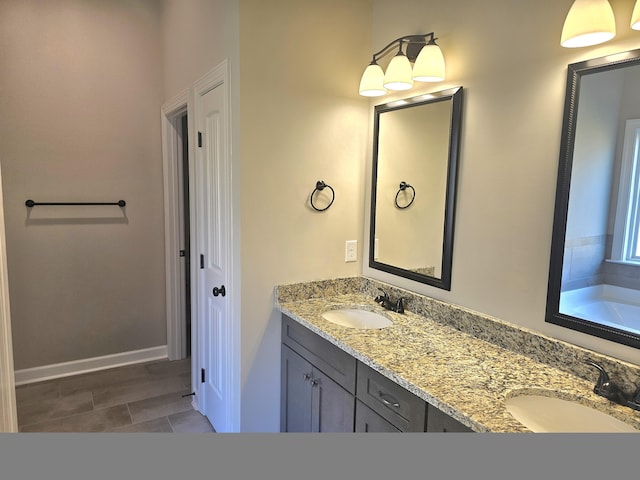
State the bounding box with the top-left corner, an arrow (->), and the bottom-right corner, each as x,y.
546,48 -> 640,349
369,86 -> 463,290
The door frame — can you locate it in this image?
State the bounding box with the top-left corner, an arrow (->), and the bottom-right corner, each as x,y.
0,165 -> 18,432
161,88 -> 191,362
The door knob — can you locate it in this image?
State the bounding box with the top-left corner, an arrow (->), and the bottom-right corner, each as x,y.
212,285 -> 226,297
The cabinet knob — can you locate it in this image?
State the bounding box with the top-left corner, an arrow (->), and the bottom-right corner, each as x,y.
311,379 -> 319,387
303,373 -> 311,382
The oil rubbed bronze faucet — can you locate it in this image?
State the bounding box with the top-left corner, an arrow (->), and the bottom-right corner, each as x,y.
374,289 -> 405,313
585,361 -> 640,411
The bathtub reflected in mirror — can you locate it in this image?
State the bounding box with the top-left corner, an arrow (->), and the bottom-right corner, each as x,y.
546,49 -> 640,348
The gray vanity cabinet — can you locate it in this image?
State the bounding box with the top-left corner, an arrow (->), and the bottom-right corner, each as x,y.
281,314 -> 474,433
281,315 -> 356,432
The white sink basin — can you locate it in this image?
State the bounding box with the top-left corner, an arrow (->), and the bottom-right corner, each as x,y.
321,308 -> 392,329
505,393 -> 639,432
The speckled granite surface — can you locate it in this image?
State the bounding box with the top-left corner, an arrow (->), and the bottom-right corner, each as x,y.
275,276 -> 640,433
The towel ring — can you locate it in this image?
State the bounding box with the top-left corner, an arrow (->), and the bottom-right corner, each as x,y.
310,180 -> 335,212
394,181 -> 415,209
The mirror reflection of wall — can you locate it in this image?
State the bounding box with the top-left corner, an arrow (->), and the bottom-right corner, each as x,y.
369,86 -> 462,291
375,100 -> 451,278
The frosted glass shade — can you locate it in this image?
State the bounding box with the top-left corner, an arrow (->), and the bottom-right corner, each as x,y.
359,63 -> 387,97
412,44 -> 446,82
383,54 -> 413,91
632,1 -> 640,30
560,0 -> 616,48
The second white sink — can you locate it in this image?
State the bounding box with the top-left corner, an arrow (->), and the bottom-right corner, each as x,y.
321,308 -> 392,329
505,393 -> 639,432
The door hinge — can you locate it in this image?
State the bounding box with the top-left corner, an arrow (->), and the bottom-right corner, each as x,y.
198,131 -> 203,147
201,368 -> 206,383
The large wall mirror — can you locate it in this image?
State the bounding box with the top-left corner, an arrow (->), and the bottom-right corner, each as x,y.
547,49 -> 640,349
369,87 -> 463,290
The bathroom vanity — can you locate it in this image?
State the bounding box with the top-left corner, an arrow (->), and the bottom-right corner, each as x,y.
275,276 -> 640,433
281,314 -> 471,432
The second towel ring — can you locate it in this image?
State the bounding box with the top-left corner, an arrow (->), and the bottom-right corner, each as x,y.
394,181 -> 415,209
310,180 -> 335,212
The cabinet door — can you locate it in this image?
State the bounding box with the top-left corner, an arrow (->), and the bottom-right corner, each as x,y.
311,367 -> 355,432
281,345 -> 355,432
426,405 -> 473,432
355,400 -> 401,432
281,345 -> 314,432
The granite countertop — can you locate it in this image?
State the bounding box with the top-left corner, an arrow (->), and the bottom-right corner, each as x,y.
275,280 -> 640,433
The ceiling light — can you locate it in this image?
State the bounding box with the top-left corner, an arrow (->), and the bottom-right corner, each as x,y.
383,49 -> 414,91
359,62 -> 387,97
359,33 -> 446,97
560,0 -> 616,48
412,39 -> 446,82
632,0 -> 640,30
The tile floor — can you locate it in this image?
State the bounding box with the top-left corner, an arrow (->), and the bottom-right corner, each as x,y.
14,358 -> 215,433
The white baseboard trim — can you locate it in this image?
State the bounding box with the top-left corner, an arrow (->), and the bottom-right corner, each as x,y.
14,345 -> 168,386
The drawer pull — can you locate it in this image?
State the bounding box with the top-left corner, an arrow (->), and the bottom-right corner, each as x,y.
379,392 -> 400,408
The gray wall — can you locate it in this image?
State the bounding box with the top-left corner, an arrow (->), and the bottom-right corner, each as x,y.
0,0 -> 166,369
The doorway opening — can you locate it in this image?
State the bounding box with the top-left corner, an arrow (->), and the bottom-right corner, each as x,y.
179,112 -> 191,357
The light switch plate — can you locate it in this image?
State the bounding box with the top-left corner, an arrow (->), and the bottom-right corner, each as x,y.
345,240 -> 357,262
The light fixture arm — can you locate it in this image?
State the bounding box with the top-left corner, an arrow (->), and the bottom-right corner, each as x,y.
370,33 -> 437,64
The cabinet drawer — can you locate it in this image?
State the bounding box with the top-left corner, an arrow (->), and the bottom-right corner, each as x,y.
281,314 -> 356,393
356,362 -> 426,432
426,405 -> 473,432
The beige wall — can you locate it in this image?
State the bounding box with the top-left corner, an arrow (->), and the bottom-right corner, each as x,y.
239,0 -> 372,430
363,0 -> 640,366
0,0 -> 166,369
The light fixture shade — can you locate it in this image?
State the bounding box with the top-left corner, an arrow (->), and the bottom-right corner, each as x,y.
412,44 -> 446,82
383,54 -> 414,91
560,0 -> 616,48
632,0 -> 640,30
359,63 -> 387,97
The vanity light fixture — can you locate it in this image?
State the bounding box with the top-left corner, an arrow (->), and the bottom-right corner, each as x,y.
359,33 -> 445,97
560,0 -> 616,48
632,0 -> 640,30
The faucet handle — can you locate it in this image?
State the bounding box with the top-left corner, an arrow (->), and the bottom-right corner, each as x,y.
374,289 -> 388,303
584,360 -> 628,404
395,297 -> 405,313
585,360 -> 611,392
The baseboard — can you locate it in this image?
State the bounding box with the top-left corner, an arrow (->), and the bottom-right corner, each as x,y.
14,345 -> 168,386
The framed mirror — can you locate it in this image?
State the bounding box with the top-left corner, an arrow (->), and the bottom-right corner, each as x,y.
369,86 -> 463,290
546,49 -> 640,349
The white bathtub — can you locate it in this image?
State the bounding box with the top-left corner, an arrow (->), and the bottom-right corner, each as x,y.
560,285 -> 640,335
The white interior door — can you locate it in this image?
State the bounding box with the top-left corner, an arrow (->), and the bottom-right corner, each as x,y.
194,70 -> 233,432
